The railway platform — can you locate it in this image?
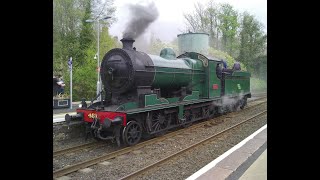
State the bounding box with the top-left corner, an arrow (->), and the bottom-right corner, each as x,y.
53,101 -> 91,115
187,124 -> 267,180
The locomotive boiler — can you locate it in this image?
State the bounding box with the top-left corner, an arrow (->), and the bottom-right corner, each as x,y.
101,38 -> 203,107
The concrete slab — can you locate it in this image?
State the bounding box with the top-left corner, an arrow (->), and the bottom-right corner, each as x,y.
197,167 -> 233,180
78,168 -> 93,173
238,138 -> 266,154
253,129 -> 267,140
239,150 -> 267,180
216,151 -> 250,171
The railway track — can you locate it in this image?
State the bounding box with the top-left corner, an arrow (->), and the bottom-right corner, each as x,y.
53,99 -> 266,178
120,110 -> 267,180
53,142 -> 102,158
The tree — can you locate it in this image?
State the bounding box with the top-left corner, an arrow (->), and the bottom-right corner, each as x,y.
148,35 -> 167,55
66,45 -> 98,100
218,3 -> 239,56
183,1 -> 221,49
182,2 -> 266,77
91,0 -> 116,25
53,0 -> 87,75
78,0 -> 95,67
183,2 -> 240,54
99,25 -> 117,59
206,1 -> 220,49
53,0 -> 117,101
237,12 -> 267,75
148,34 -> 179,56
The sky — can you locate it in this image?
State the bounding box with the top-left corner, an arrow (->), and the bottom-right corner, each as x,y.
109,0 -> 267,42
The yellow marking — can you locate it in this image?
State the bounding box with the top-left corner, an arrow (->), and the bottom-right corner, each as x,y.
88,113 -> 98,119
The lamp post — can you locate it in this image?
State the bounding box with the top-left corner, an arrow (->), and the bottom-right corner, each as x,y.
86,16 -> 111,101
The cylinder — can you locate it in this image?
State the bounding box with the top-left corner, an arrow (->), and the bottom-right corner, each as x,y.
177,32 -> 209,55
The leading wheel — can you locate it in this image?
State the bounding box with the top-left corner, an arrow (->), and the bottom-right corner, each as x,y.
122,120 -> 142,146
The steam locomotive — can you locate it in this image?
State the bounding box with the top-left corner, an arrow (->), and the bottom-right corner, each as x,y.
65,35 -> 251,146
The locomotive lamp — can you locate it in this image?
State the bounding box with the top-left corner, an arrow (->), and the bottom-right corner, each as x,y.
78,98 -> 87,109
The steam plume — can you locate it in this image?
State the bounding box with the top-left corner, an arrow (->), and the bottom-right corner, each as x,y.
122,2 -> 159,39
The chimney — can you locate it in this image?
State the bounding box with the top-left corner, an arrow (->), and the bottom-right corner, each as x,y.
120,38 -> 135,50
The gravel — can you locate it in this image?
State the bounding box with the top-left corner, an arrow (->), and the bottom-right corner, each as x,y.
53,141 -> 121,171
59,101 -> 266,179
53,137 -> 96,151
138,113 -> 267,180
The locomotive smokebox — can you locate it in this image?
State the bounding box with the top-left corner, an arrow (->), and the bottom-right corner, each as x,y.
120,38 -> 135,50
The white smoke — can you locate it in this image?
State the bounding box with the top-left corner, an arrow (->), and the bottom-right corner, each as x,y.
211,91 -> 246,111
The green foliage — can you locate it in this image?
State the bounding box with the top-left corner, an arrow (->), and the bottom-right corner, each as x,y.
250,77 -> 267,93
183,2 -> 266,77
76,1 -> 95,68
53,0 -> 117,101
237,12 -> 267,77
251,55 -> 267,80
218,3 -> 239,55
208,48 -> 246,71
64,47 -> 97,100
99,26 -> 116,59
148,36 -> 179,56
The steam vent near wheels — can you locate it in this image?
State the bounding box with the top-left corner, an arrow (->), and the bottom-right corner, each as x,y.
177,32 -> 209,55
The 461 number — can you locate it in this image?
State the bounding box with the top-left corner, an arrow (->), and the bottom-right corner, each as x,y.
88,113 -> 98,119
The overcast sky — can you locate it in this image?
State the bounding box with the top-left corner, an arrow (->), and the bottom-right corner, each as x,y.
109,0 -> 267,42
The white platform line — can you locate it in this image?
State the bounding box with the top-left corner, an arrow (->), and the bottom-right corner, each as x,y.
53,118 -> 65,123
186,124 -> 267,180
53,112 -> 76,118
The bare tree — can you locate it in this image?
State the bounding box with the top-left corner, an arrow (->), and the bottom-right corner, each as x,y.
183,1 -> 221,49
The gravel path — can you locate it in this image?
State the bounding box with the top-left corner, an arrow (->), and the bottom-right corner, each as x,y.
61,102 -> 266,179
